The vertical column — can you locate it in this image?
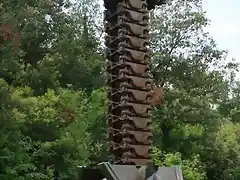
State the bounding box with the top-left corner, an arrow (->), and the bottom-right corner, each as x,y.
104,0 -> 164,166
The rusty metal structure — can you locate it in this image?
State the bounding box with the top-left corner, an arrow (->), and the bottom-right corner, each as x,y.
104,0 -> 165,166
78,0 -> 184,179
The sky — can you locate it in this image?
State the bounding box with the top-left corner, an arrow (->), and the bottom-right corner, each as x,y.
203,0 -> 240,62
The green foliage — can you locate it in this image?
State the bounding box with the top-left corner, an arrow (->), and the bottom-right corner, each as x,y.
0,0 -> 240,179
151,147 -> 207,180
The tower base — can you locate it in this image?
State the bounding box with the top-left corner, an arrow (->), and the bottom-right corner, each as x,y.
78,162 -> 184,180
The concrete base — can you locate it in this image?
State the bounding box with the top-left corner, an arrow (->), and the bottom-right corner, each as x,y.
78,162 -> 184,180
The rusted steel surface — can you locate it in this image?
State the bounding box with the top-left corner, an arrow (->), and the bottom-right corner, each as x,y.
104,0 -> 165,166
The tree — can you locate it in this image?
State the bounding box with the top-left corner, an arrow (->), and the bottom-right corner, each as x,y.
1,0 -> 104,94
1,0 -> 240,179
149,0 -> 240,179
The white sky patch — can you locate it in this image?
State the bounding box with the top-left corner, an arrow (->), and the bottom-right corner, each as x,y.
205,23 -> 240,39
203,0 -> 240,79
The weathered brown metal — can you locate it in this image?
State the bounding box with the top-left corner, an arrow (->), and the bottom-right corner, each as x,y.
78,1 -> 184,179
104,0 -> 165,166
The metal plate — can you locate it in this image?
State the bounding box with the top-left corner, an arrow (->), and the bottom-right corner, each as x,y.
78,163 -> 184,180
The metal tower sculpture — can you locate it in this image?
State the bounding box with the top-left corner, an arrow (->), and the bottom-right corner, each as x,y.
78,1 -> 184,179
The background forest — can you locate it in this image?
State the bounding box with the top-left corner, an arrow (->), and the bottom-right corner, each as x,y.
0,0 -> 240,179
